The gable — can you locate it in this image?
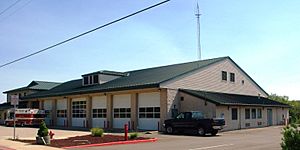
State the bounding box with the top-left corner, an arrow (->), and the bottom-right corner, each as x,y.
160,58 -> 268,97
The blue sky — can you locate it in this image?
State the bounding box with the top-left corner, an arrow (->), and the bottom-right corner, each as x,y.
0,0 -> 299,103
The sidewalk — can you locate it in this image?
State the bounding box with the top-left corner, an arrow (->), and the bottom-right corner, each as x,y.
0,139 -> 62,150
0,126 -> 90,150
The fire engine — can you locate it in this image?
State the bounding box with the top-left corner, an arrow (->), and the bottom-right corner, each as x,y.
5,108 -> 45,126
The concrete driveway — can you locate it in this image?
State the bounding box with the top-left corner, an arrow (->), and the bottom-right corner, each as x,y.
0,125 -> 285,150
71,126 -> 285,150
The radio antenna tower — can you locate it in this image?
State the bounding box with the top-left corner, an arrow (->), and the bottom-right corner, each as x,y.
195,2 -> 201,60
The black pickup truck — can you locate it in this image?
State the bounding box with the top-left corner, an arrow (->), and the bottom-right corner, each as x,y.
163,111 -> 225,136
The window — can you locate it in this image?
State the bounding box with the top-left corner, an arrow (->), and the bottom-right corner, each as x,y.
139,107 -> 160,118
230,73 -> 235,82
176,113 -> 185,119
245,109 -> 250,119
251,109 -> 256,119
93,108 -> 107,118
114,108 -> 131,118
231,108 -> 238,120
93,75 -> 99,84
72,101 -> 86,118
192,112 -> 204,119
257,109 -> 262,119
222,71 -> 227,81
83,76 -> 88,85
24,92 -> 27,96
18,93 -> 22,98
57,110 -> 67,118
89,76 -> 93,84
45,110 -> 52,118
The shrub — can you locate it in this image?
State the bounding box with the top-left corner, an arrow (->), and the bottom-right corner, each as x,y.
281,124 -> 300,150
90,128 -> 104,137
129,132 -> 139,139
37,121 -> 49,137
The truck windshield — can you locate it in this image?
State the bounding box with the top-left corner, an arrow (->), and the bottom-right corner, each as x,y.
192,112 -> 204,119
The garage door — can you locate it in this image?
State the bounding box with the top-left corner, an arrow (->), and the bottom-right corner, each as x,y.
56,99 -> 67,126
113,94 -> 131,129
72,98 -> 87,127
43,100 -> 52,125
92,96 -> 107,128
138,92 -> 160,130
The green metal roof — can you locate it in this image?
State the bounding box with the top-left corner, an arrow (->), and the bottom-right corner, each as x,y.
82,70 -> 129,77
0,102 -> 12,110
3,81 -> 61,93
23,57 -> 227,99
180,89 -> 290,107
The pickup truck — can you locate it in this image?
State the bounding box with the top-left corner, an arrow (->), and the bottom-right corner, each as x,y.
163,111 -> 225,136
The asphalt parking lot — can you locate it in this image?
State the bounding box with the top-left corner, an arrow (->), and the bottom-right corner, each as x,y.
0,125 -> 284,150
72,126 -> 284,150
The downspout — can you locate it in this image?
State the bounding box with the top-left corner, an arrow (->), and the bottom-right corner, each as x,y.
239,106 -> 242,129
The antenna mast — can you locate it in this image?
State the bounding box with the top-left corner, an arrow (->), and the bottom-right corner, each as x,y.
195,3 -> 201,60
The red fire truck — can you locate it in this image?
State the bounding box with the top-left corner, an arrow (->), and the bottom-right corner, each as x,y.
5,108 -> 45,126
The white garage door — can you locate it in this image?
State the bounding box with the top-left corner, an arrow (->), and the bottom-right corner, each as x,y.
43,100 -> 52,125
138,92 -> 160,130
113,94 -> 131,129
72,98 -> 87,127
92,96 -> 107,128
56,99 -> 67,126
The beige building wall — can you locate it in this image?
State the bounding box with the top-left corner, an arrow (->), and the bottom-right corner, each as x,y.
0,110 -> 6,124
166,89 -> 180,119
6,90 -> 36,102
216,106 -> 289,131
179,92 -> 216,118
161,58 -> 268,97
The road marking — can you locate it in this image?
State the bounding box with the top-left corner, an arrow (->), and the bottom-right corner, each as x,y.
189,144 -> 234,150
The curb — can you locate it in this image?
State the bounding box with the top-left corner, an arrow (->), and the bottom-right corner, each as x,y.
62,138 -> 158,149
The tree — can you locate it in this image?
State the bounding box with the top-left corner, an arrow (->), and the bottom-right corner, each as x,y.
281,124 -> 300,150
269,94 -> 300,124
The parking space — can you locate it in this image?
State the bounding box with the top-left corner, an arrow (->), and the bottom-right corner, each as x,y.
72,126 -> 284,150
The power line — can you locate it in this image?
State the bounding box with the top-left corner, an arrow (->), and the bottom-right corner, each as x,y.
0,0 -> 33,23
0,0 -> 170,69
0,0 -> 22,16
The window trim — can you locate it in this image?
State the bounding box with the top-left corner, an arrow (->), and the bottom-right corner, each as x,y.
139,107 -> 160,119
245,108 -> 250,119
72,101 -> 87,118
222,71 -> 227,81
113,108 -> 131,118
57,110 -> 67,118
231,108 -> 238,120
257,108 -> 262,119
230,72 -> 235,82
92,108 -> 107,118
251,108 -> 256,119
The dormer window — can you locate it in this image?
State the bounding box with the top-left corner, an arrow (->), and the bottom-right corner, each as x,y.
83,76 -> 88,85
93,75 -> 99,84
82,70 -> 128,86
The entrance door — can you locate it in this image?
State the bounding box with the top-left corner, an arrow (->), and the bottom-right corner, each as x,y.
267,109 -> 273,126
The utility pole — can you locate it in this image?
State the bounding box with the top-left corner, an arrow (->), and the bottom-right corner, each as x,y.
195,2 -> 201,60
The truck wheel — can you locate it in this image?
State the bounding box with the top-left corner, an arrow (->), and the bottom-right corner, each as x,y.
211,129 -> 218,136
166,126 -> 174,134
198,127 -> 206,136
20,123 -> 25,127
5,122 -> 9,127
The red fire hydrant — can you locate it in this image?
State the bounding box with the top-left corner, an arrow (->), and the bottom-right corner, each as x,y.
49,131 -> 55,139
